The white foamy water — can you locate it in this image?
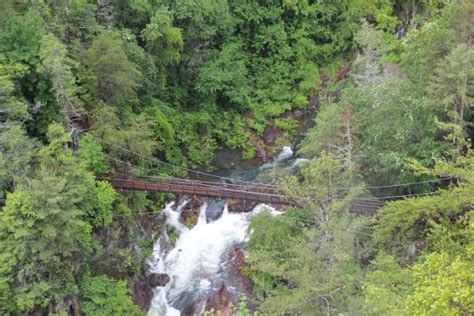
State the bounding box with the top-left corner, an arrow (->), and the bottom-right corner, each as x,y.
261,146 -> 295,170
148,201 -> 275,315
276,146 -> 293,161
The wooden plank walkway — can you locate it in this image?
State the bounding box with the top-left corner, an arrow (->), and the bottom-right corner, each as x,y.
105,177 -> 292,205
103,177 -> 385,214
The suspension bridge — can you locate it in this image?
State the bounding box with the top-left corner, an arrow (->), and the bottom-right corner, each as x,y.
100,174 -> 387,214
76,131 -> 445,215
0,126 -> 446,215
0,127 -> 442,214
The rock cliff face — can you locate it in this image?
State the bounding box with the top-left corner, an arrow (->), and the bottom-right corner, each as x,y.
204,283 -> 232,316
132,278 -> 153,311
227,246 -> 253,296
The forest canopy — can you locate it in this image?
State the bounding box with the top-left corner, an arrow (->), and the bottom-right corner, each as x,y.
0,0 -> 472,315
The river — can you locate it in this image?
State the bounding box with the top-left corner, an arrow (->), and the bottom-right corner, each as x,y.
147,147 -> 306,315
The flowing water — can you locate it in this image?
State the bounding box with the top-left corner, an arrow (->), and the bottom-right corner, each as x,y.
147,147 -> 300,315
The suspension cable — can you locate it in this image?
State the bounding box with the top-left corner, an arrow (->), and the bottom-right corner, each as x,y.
83,132 -> 454,195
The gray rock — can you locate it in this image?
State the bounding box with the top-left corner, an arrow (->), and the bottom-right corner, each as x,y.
148,273 -> 171,287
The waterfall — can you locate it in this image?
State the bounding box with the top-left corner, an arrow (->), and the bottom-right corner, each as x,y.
275,146 -> 293,162
148,200 -> 271,315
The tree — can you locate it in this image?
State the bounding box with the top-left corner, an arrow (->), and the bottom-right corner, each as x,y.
88,181 -> 118,228
0,173 -> 93,313
0,55 -> 36,197
0,55 -> 29,126
196,40 -> 250,108
84,33 -> 142,106
407,252 -> 474,315
373,152 -> 474,257
362,254 -> 412,315
90,104 -> 158,168
299,101 -> 362,186
80,274 -> 143,316
0,125 -> 36,196
427,44 -> 474,150
363,152 -> 474,315
0,124 -> 105,314
39,33 -> 82,124
141,7 -> 183,65
246,153 -> 367,315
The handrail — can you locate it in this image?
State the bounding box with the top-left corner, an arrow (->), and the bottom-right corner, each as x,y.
100,175 -> 385,214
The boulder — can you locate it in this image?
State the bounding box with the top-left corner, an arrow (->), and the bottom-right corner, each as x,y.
205,200 -> 226,222
228,199 -> 257,213
263,124 -> 280,145
179,196 -> 203,228
190,196 -> 204,209
147,273 -> 171,287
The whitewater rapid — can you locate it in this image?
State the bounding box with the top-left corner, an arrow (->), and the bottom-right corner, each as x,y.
147,146 -> 295,315
148,200 -> 276,315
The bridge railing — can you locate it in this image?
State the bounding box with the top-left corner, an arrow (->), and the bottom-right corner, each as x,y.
99,175 -> 292,205
104,173 -> 280,194
98,174 -> 386,213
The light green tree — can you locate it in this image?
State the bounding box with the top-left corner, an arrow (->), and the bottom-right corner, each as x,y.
247,153 -> 367,315
407,251 -> 474,315
84,33 -> 142,106
141,7 -> 183,65
80,274 -> 144,316
39,33 -> 82,123
427,44 -> 474,150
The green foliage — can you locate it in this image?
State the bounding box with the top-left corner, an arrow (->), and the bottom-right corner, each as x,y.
300,16 -> 454,192
246,154 -> 368,314
78,134 -> 108,173
407,251 -> 474,315
196,40 -> 250,108
167,226 -> 179,246
0,9 -> 62,137
84,32 -> 142,106
374,153 -> 474,257
362,153 -> 474,315
362,254 -> 412,315
246,5 -> 474,308
91,104 -> 158,166
1,1 -> 473,314
427,43 -> 474,151
0,125 -> 36,196
245,208 -> 307,298
184,216 -> 198,229
80,274 -> 143,316
39,33 -> 82,118
0,9 -> 45,65
90,181 -> 118,228
353,79 -> 444,188
234,294 -> 254,316
141,7 -> 183,65
0,55 -> 29,122
0,174 -> 93,313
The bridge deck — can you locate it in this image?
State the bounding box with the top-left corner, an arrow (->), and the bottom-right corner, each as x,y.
106,177 -> 293,205
104,177 -> 385,214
